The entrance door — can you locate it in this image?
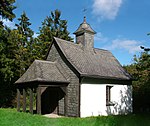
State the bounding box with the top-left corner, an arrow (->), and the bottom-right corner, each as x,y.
41,87 -> 65,114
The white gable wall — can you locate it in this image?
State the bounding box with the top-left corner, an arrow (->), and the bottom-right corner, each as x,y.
80,83 -> 132,117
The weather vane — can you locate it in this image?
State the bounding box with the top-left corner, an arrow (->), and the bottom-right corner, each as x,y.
82,8 -> 87,17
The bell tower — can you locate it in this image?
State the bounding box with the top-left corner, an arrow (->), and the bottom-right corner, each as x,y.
73,17 -> 96,48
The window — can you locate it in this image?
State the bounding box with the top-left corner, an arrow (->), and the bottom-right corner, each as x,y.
106,85 -> 114,106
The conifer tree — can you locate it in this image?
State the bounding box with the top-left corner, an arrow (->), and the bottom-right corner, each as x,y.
0,0 -> 16,107
0,0 -> 16,26
0,27 -> 20,107
15,11 -> 34,46
15,12 -> 34,76
38,9 -> 73,59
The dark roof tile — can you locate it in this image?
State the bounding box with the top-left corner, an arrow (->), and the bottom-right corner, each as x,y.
15,60 -> 69,84
54,37 -> 132,80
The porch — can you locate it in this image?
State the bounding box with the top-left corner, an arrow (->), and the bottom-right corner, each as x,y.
15,60 -> 69,115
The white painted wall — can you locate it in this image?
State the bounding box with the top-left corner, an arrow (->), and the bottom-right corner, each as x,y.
80,83 -> 132,117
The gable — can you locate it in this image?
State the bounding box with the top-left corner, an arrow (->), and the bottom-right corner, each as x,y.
46,40 -> 80,78
46,39 -> 81,117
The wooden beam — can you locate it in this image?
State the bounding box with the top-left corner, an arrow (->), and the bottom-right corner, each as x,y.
64,87 -> 68,116
39,84 -> 67,87
17,88 -> 21,112
29,88 -> 33,114
23,89 -> 26,112
78,83 -> 81,117
37,87 -> 41,114
57,91 -> 59,115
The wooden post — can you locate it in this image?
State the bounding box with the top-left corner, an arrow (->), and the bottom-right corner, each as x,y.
29,88 -> 33,114
64,87 -> 68,116
17,88 -> 21,112
57,91 -> 59,115
23,88 -> 26,112
37,87 -> 41,114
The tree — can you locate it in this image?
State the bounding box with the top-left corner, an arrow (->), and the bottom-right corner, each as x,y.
0,12 -> 35,102
125,33 -> 150,113
140,33 -> 150,51
15,11 -> 34,76
0,0 -> 17,107
0,26 -> 20,107
15,11 -> 34,46
0,0 -> 16,26
0,8 -> 73,107
37,9 -> 73,59
140,46 -> 150,52
124,51 -> 150,113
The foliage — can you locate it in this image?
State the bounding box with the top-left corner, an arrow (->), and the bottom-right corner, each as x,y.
0,8 -> 73,107
124,51 -> 150,113
0,11 -> 35,107
0,0 -> 16,26
0,27 -> 19,107
15,11 -> 35,76
140,46 -> 150,51
15,11 -> 34,44
0,0 -> 17,106
37,9 -> 73,59
1,109 -> 150,126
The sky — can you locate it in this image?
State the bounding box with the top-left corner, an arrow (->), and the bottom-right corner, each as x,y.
3,0 -> 150,65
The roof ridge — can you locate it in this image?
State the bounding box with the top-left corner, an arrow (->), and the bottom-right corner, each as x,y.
54,37 -> 109,52
53,37 -> 132,80
15,59 -> 70,84
34,60 -> 55,64
94,47 -> 109,52
54,37 -> 81,47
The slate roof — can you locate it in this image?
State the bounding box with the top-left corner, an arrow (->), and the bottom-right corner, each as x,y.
54,37 -> 132,80
73,17 -> 96,34
15,60 -> 69,84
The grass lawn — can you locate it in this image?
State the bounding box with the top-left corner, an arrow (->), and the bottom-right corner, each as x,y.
0,108 -> 150,126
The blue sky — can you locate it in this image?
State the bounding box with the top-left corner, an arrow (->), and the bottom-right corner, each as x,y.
3,0 -> 150,65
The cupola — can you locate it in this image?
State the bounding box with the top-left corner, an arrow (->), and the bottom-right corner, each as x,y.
73,17 -> 96,48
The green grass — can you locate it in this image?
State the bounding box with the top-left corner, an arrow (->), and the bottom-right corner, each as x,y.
0,108 -> 150,126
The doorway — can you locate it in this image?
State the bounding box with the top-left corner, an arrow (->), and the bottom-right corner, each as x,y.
41,87 -> 65,114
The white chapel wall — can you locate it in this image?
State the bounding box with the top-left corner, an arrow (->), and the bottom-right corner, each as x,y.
80,83 -> 132,117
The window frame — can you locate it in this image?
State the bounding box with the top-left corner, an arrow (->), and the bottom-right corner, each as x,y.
106,85 -> 115,106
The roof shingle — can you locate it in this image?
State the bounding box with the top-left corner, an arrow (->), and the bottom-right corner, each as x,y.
15,60 -> 69,84
54,37 -> 132,80
73,17 -> 96,34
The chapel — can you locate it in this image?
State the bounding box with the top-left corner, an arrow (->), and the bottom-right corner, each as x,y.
15,17 -> 132,117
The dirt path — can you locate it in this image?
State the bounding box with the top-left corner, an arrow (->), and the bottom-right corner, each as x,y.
43,114 -> 63,118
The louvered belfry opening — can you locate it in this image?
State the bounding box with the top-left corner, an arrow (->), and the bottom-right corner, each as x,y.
73,16 -> 96,49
